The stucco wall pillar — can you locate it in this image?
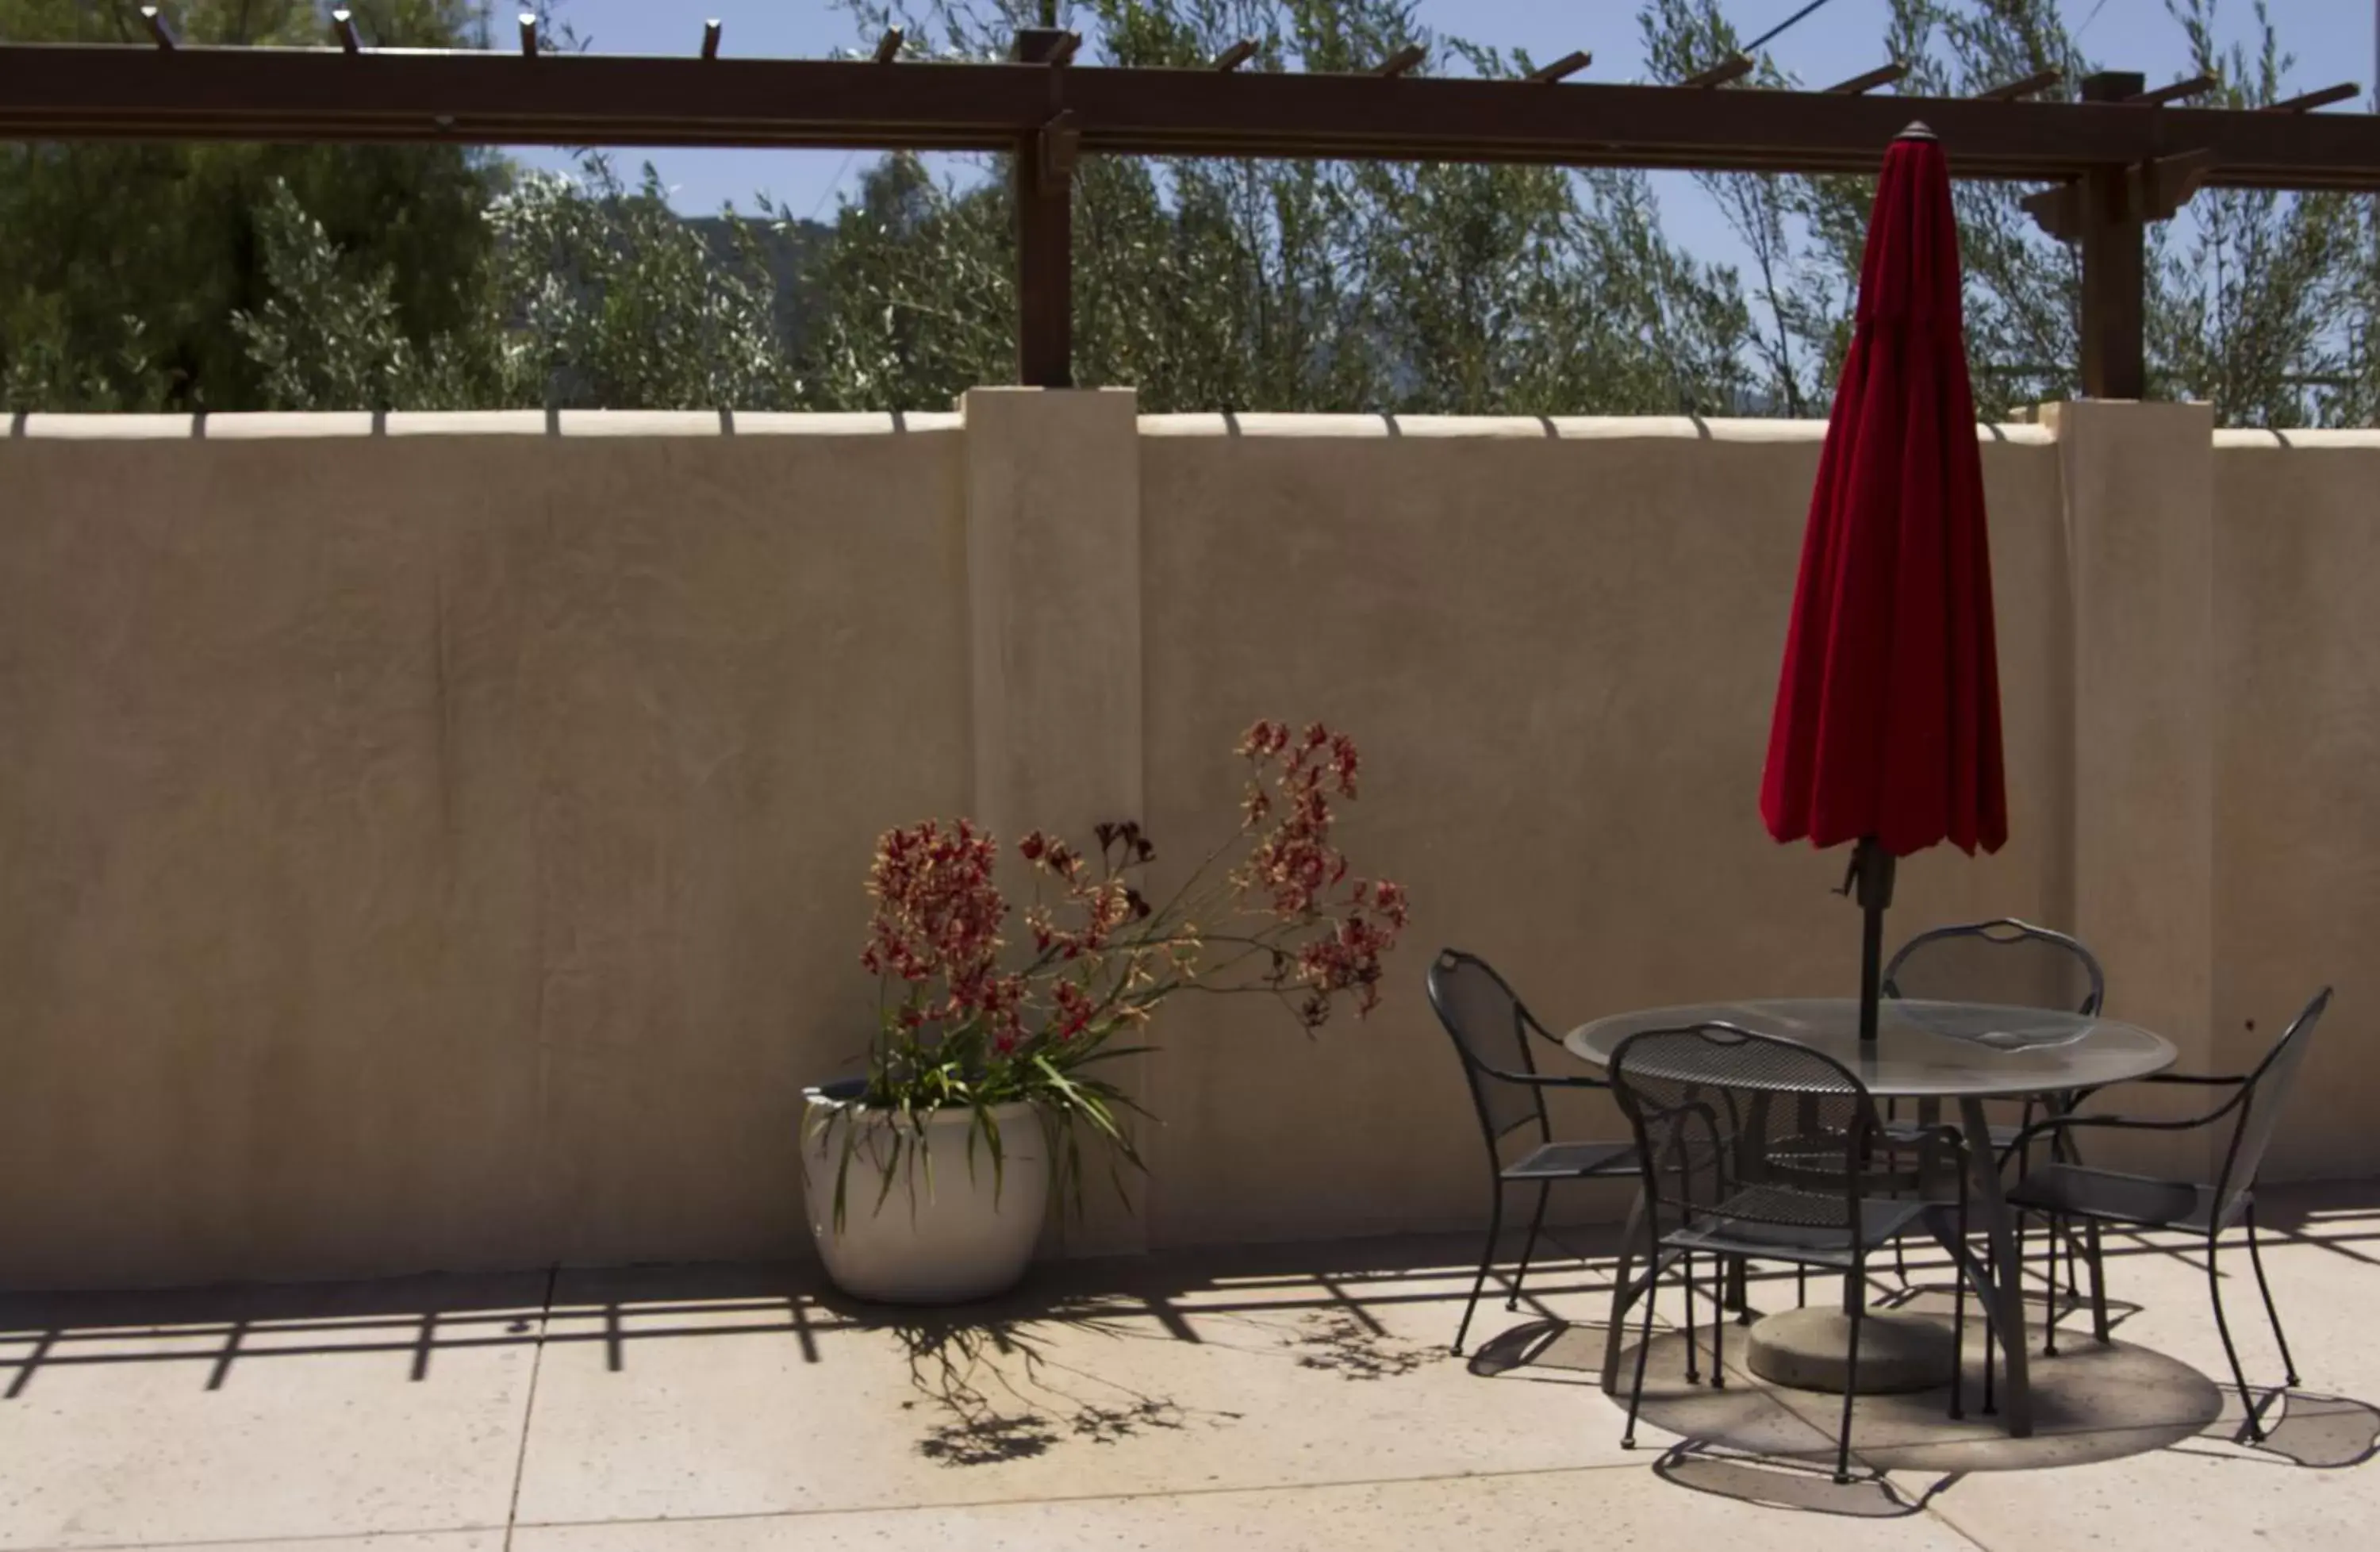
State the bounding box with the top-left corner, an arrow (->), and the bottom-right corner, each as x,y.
2046,398 -> 2220,1173
958,387 -> 1146,1254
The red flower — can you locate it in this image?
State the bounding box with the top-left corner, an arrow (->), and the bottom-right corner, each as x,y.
859,818 -> 1023,1038
860,725 -> 1404,1108
1052,982 -> 1097,1042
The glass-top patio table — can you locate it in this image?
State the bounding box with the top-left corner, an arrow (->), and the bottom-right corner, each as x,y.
1565,998 -> 2176,1439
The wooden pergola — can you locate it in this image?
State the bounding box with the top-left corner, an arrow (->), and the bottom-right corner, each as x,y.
2,12 -> 2376,399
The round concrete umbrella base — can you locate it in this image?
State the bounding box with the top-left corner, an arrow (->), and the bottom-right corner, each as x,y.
1746,1307 -> 1959,1394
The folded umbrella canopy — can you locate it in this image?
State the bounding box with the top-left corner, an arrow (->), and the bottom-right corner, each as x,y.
1759,124 -> 2007,1043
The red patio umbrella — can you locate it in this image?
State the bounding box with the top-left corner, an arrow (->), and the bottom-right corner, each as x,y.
1759,124 -> 2007,1043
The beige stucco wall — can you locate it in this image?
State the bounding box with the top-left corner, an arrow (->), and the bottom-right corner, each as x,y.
3,402 -> 2374,1289
2211,430 -> 2380,1179
1133,415 -> 2071,1244
0,413 -> 972,1286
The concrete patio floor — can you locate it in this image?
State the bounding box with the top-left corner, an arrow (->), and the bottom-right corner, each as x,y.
4,1182 -> 2378,1551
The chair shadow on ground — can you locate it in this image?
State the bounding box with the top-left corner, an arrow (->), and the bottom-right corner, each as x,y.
1465,1245 -> 2380,1519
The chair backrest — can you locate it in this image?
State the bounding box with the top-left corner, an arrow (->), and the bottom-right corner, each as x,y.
1606,1023 -> 1880,1243
1426,949 -> 1565,1148
2213,987 -> 2335,1221
1883,917 -> 2106,1016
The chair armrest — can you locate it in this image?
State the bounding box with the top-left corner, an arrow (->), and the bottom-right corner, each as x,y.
1513,1013 -> 1614,1090
2144,1071 -> 2250,1087
2006,1087 -> 2249,1155
1518,1072 -> 1613,1091
1476,1064 -> 1610,1092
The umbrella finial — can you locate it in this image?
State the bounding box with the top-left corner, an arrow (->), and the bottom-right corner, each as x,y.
1897,120 -> 1938,140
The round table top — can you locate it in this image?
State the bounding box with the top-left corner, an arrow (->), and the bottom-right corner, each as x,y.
1564,998 -> 2175,1099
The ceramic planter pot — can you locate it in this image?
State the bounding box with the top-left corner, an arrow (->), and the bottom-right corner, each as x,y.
800,1081 -> 1050,1304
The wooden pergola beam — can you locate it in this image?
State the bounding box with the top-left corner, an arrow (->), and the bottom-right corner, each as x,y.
1526,51 -> 1591,86
2266,83 -> 2359,113
1825,63 -> 1906,97
1,44 -> 2374,190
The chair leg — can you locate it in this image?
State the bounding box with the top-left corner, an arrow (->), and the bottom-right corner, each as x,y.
2244,1204 -> 2300,1389
1453,1182 -> 1505,1356
2039,1213 -> 2060,1358
1796,1264 -> 1807,1307
1507,1181 -> 1552,1312
1948,1195 -> 1971,1422
2206,1229 -> 2268,1443
1602,1186 -> 1649,1392
1948,1247 -> 1967,1421
1621,1254 -> 1662,1450
2028,1214 -> 2047,1362
1682,1251 -> 1701,1384
1711,1265 -> 1728,1389
1734,1255 -> 1753,1326
1981,1233 -> 1998,1416
2085,1219 -> 2111,1345
1836,1266 -> 1865,1485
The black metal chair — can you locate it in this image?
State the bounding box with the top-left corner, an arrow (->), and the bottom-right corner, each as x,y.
2002,986 -> 2332,1441
1606,1023 -> 1970,1484
1426,949 -> 1638,1356
1879,917 -> 2109,1349
1884,917 -> 2107,1020
1883,916 -> 2107,1160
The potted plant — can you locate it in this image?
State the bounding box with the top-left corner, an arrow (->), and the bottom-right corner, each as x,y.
803,720 -> 1408,1304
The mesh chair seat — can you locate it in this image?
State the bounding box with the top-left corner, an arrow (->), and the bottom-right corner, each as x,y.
1505,1139 -> 1637,1181
2006,1162 -> 2230,1233
1665,1187 -> 1936,1266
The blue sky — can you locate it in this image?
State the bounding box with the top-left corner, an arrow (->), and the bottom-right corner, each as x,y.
515,1 -> 2376,263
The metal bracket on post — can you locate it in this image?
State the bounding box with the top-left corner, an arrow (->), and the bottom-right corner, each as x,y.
1038,108 -> 1080,186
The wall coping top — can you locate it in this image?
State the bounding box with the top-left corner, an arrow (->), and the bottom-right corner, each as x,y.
1137,412 -> 2053,445
26,409 -> 2362,448
2210,427 -> 2380,450
4,409 -> 965,440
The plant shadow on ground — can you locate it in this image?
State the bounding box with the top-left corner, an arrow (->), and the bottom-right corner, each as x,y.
843,1289 -> 1215,1467
814,1239 -> 1452,1466
809,1253 -> 1261,1469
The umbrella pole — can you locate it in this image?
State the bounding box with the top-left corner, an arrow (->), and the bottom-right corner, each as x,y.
1852,836 -> 1898,1044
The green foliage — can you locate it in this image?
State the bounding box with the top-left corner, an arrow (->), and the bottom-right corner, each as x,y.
1633,0 -> 2371,426
789,152 -> 1014,409
487,159 -> 795,409
0,2 -> 505,411
2152,0 -> 2363,426
815,0 -> 1756,413
1,0 -> 2373,424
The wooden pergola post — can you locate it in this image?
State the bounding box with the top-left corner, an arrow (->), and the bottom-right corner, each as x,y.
2079,71 -> 2148,400
1012,27 -> 1077,389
